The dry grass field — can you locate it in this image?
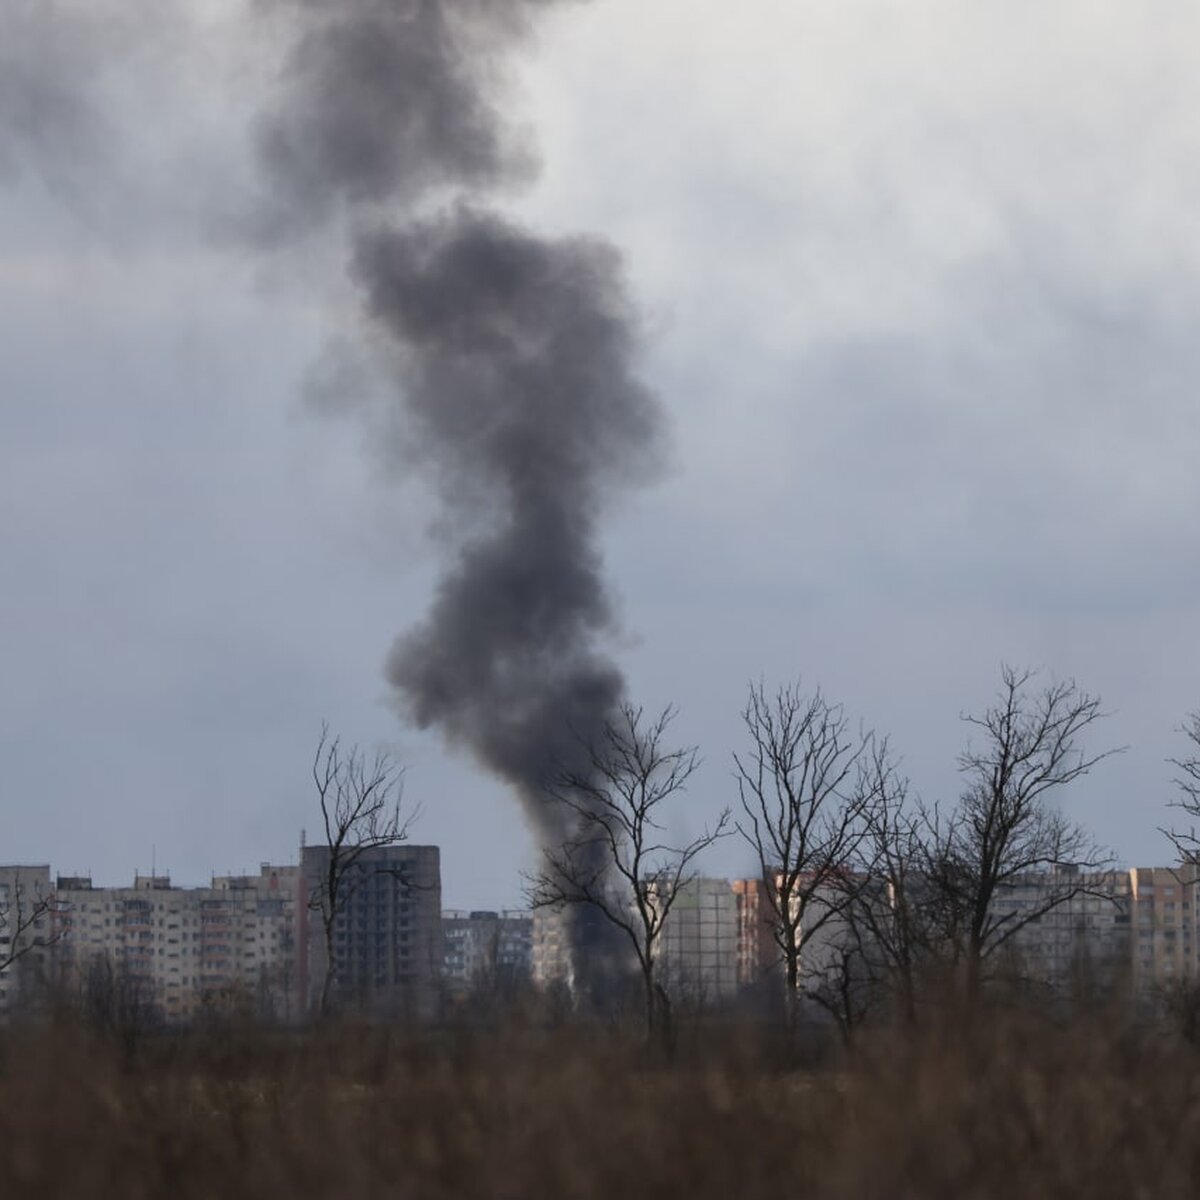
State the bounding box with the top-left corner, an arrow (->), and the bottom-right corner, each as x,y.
1,1010 -> 1198,1199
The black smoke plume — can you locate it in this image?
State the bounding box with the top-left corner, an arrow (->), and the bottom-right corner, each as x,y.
258,1 -> 665,985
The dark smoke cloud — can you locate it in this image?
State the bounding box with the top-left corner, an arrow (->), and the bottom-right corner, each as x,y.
256,0 -> 664,981
252,0 -> 561,233
356,206 -> 660,839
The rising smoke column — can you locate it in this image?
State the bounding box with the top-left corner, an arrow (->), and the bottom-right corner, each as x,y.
356,209 -> 660,844
257,0 -> 665,973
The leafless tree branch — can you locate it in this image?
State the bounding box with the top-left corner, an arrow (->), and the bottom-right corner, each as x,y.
733,679 -> 874,1023
932,665 -> 1118,1006
525,702 -> 729,1039
308,723 -> 415,1017
1162,712 -> 1200,863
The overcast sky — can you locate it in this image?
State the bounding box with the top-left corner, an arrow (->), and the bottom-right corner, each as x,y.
4,1 -> 1200,907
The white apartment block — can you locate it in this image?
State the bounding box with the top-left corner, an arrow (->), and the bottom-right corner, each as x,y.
54,865 -> 301,1023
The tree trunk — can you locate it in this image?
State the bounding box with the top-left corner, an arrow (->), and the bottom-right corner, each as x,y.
785,950 -> 801,1030
320,919 -> 336,1019
964,938 -> 982,1012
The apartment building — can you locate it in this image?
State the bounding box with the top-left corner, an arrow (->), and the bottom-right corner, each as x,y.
443,909 -> 532,999
53,866 -> 302,1023
531,878 -> 739,1006
531,907 -> 573,991
0,865 -> 56,1013
730,870 -> 870,999
732,877 -> 778,987
1128,865 -> 1200,998
1000,869 -> 1131,993
300,843 -> 442,1018
656,877 -> 738,1006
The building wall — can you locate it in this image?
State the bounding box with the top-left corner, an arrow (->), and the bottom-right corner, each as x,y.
0,865 -> 55,1014
300,844 -> 442,1019
443,910 -> 532,999
53,866 -> 302,1023
531,907 -> 573,991
1129,865 -> 1200,1000
655,877 -> 738,1006
732,878 -> 778,988
730,871 -> 864,1001
1000,869 -> 1131,993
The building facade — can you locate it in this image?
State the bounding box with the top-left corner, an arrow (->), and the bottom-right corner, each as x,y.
53,866 -> 302,1023
300,843 -> 442,1019
442,909 -> 532,1001
1000,869 -> 1132,995
656,876 -> 738,1006
0,865 -> 56,1013
1128,865 -> 1200,1000
732,877 -> 778,989
531,907 -> 574,992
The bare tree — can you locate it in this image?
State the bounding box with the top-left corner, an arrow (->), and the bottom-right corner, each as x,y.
733,681 -> 874,1025
1162,711 -> 1200,863
76,952 -> 161,1054
830,738 -> 937,1028
525,703 -> 729,1040
928,665 -> 1118,1007
308,724 -> 415,1018
0,868 -> 64,983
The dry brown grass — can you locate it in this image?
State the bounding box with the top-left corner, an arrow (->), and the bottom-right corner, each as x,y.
1,1010 -> 1198,1199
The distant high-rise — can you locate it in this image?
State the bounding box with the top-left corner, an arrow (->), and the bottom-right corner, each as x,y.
442,909 -> 532,1001
732,877 -> 778,989
299,844 -> 442,1019
1128,865 -> 1199,1000
655,877 -> 738,1007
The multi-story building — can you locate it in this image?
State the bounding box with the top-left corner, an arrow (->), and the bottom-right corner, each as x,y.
732,877 -> 778,988
53,866 -> 302,1023
299,844 -> 441,1019
442,909 -> 532,1000
1128,865 -> 1200,1000
0,865 -> 57,1014
731,870 -> 870,1003
655,877 -> 738,1006
531,879 -> 739,1008
531,907 -> 573,991
7,844 -> 450,1025
999,869 -> 1131,994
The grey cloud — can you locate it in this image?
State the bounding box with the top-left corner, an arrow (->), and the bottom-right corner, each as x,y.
0,4 -> 115,191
